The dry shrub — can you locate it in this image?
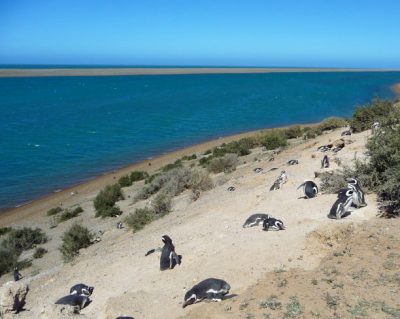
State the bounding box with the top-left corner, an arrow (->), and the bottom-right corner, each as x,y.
208,153 -> 239,174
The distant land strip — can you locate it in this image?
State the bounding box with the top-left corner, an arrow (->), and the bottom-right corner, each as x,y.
0,67 -> 399,77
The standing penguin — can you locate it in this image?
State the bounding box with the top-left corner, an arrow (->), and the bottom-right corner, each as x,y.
328,189 -> 354,219
262,217 -> 285,231
346,178 -> 367,208
242,213 -> 269,228
297,181 -> 318,199
160,235 -> 182,271
70,284 -> 94,297
321,155 -> 330,168
269,171 -> 288,191
182,278 -> 231,308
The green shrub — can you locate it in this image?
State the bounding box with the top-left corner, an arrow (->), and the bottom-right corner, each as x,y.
124,208 -> 156,232
318,117 -> 347,131
302,126 -> 321,139
208,153 -> 239,174
0,227 -> 12,237
350,99 -> 395,133
46,206 -> 63,216
199,156 -> 213,167
144,173 -> 160,184
59,224 -> 93,262
189,169 -> 214,192
182,154 -> 197,161
118,175 -> 132,187
0,249 -> 18,277
284,125 -> 302,139
319,172 -> 348,193
94,184 -> 124,218
211,137 -> 257,158
162,159 -> 183,172
58,206 -> 84,223
33,247 -> 47,259
2,227 -> 48,255
15,258 -> 32,270
152,192 -> 172,215
261,130 -> 288,150
130,170 -> 149,182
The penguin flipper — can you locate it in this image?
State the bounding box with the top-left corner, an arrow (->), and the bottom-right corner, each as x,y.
296,182 -> 306,190
145,249 -> 156,256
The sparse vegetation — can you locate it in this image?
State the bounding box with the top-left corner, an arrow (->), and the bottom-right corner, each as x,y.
318,117 -> 347,131
2,227 -> 48,255
259,295 -> 282,310
284,125 -> 302,139
261,130 -> 288,150
151,192 -> 172,215
124,207 -> 156,232
118,174 -> 132,187
58,206 -> 84,222
283,296 -> 303,318
33,247 -> 47,259
182,154 -> 197,161
94,184 -> 124,217
46,206 -> 63,216
59,224 -> 93,262
207,153 -> 239,173
130,170 -> 149,182
0,227 -> 12,236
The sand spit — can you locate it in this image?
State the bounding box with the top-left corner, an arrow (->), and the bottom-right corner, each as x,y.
0,67 -> 397,78
0,127 -> 380,319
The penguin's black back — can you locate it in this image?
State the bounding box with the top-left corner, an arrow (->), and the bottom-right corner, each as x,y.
192,278 -> 230,297
55,294 -> 88,308
304,181 -> 318,198
69,283 -> 92,295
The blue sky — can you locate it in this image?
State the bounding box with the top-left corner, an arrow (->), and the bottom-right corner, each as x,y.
0,0 -> 399,67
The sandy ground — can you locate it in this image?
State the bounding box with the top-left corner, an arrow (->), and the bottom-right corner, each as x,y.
0,68 -> 396,78
1,128 -> 379,319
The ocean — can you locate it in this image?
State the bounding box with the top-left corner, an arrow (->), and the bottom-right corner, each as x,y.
1,71 -> 400,211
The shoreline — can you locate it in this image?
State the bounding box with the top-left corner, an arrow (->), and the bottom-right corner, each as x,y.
391,82 -> 400,95
0,67 -> 399,78
0,122 -> 320,225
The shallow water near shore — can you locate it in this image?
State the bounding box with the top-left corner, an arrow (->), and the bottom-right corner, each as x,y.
1,71 -> 400,211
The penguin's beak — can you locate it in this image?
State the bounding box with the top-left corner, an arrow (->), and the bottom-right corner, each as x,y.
182,301 -> 189,308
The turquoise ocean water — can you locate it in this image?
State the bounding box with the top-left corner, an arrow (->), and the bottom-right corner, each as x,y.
1,71 -> 400,211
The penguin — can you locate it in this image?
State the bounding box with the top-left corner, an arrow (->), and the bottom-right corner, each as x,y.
55,294 -> 90,311
270,170 -> 287,191
287,159 -> 299,165
70,284 -> 94,297
297,181 -> 318,198
346,178 -> 367,208
242,213 -> 269,228
116,317 -> 135,319
269,180 -> 281,191
227,186 -> 236,192
160,235 -> 182,271
253,167 -> 263,173
182,278 -> 230,308
328,188 -> 354,219
341,130 -> 352,136
321,155 -> 330,168
317,145 -> 331,152
262,217 -> 285,231
269,167 -> 278,171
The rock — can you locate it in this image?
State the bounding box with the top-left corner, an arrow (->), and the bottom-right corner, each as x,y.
0,281 -> 29,316
332,138 -> 345,149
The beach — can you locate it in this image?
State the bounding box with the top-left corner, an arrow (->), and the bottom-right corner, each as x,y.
0,124 -> 379,318
0,67 -> 398,78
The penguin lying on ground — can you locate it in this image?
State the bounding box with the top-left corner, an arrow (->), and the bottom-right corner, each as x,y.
346,178 -> 367,208
287,159 -> 299,165
321,155 -> 330,168
55,294 -> 91,312
70,284 -> 94,297
328,188 -> 354,219
297,181 -> 318,199
253,167 -> 263,173
242,213 -> 269,228
269,170 -> 287,191
262,217 -> 285,231
182,278 -> 231,308
227,186 -> 236,192
341,130 -> 352,136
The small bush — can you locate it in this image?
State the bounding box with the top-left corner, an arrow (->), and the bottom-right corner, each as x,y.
130,170 -> 149,182
182,154 -> 197,161
208,153 -> 239,174
0,227 -> 12,237
318,117 -> 347,131
118,175 -> 132,187
144,173 -> 160,184
189,169 -> 214,192
152,192 -> 172,215
319,172 -> 348,193
0,249 -> 18,277
199,156 -> 213,167
94,184 -> 124,218
33,247 -> 47,259
124,208 -> 156,232
350,99 -> 395,133
162,159 -> 183,172
58,206 -> 84,223
46,206 -> 63,216
59,224 -> 93,262
302,126 -> 321,139
284,125 -> 302,139
2,227 -> 48,255
261,130 -> 288,150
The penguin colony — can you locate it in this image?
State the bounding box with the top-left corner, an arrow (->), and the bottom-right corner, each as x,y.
52,127 -> 369,316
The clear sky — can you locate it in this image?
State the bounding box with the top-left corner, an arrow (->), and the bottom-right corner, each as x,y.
0,0 -> 399,68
